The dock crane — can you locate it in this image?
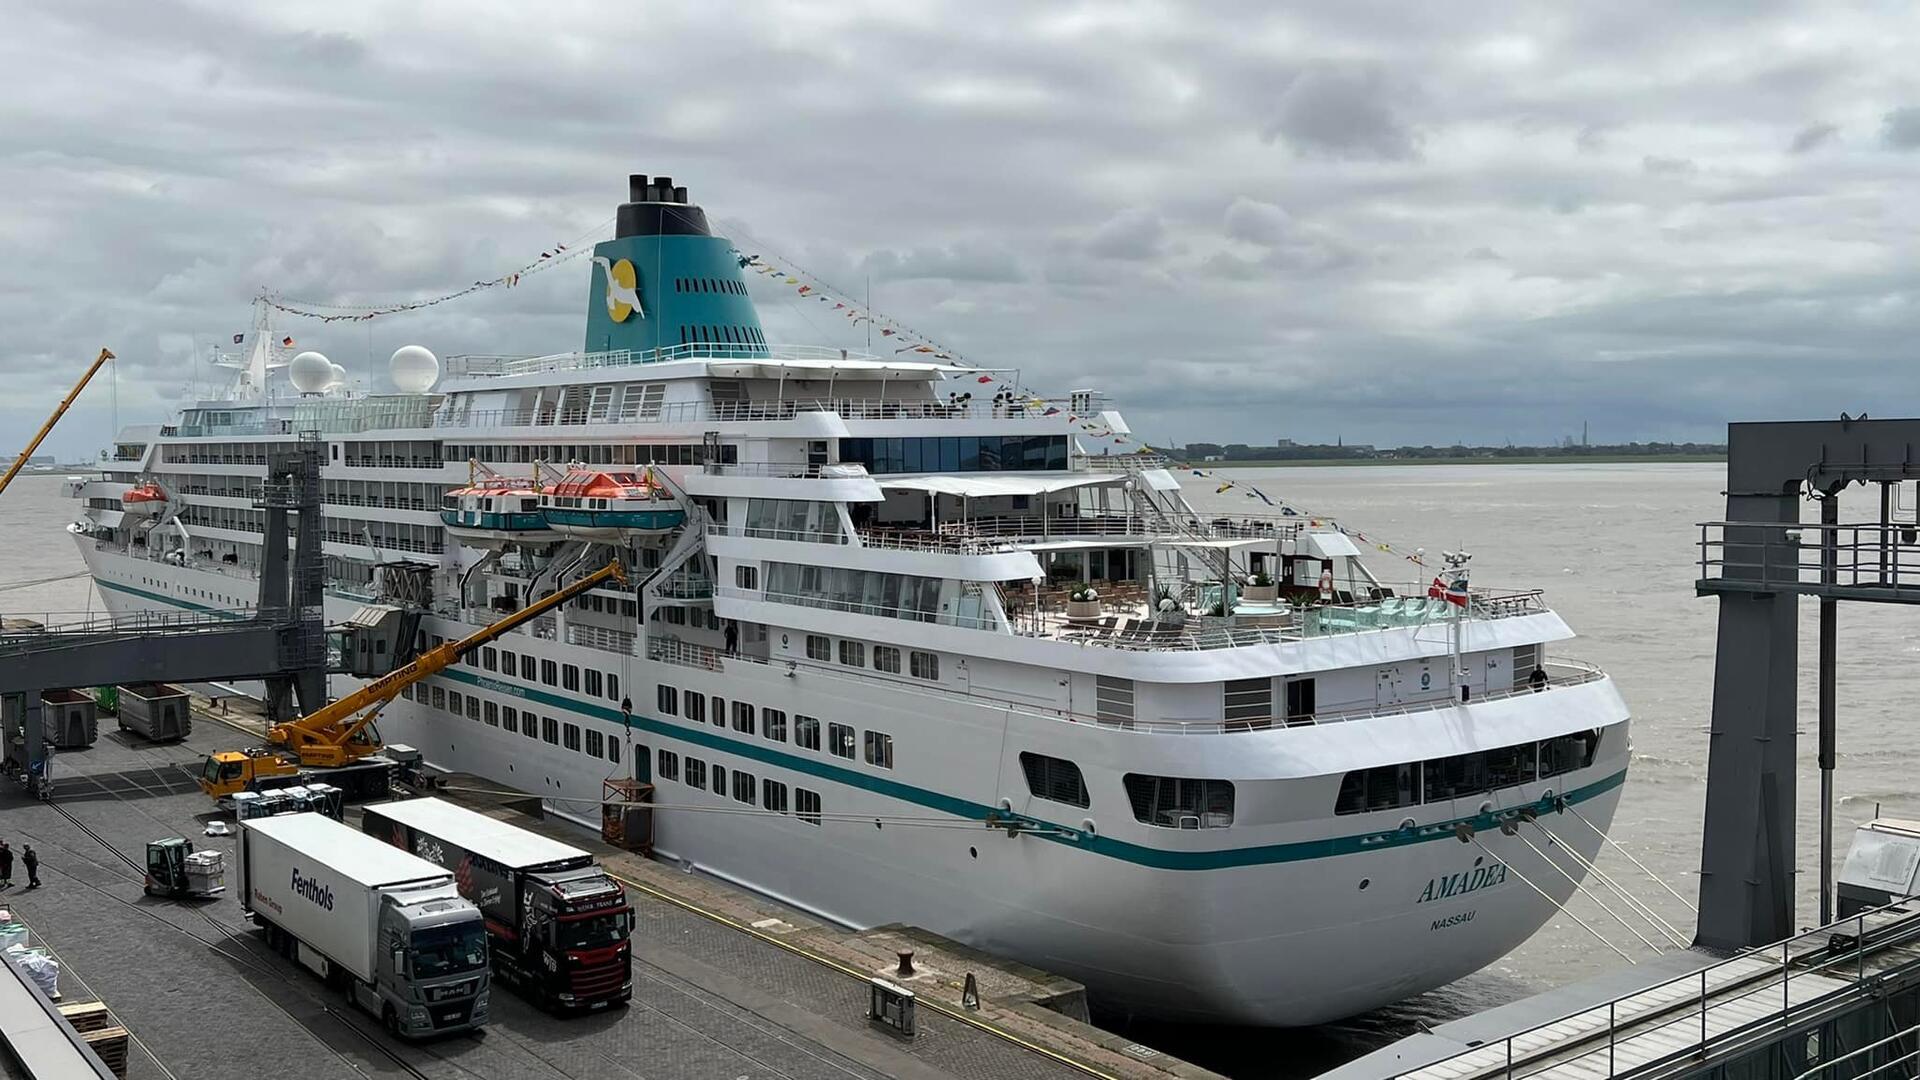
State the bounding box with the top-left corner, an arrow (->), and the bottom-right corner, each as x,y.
0,348 -> 113,499
199,559 -> 628,799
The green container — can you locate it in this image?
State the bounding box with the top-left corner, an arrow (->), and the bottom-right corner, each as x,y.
92,686 -> 118,714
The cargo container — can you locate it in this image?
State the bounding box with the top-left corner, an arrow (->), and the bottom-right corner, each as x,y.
115,683 -> 190,742
363,797 -> 632,1010
237,812 -> 490,1036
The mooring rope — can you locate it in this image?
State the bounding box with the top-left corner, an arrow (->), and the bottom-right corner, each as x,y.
1529,819 -> 1691,947
1509,828 -> 1665,953
1566,802 -> 1700,913
1467,833 -> 1635,964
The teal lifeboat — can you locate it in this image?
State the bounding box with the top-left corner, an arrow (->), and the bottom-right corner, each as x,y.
440,477 -> 560,550
540,466 -> 686,542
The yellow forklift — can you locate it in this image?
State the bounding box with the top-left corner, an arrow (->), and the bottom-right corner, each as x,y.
199,560 -> 627,799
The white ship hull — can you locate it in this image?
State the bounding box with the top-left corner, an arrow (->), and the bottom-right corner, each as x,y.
81,543 -> 1629,1025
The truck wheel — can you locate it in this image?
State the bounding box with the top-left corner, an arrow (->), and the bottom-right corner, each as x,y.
383,1005 -> 399,1037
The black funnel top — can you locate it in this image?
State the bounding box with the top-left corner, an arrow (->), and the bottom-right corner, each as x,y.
617,172 -> 711,238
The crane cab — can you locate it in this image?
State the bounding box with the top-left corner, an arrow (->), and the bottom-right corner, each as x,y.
198,748 -> 297,798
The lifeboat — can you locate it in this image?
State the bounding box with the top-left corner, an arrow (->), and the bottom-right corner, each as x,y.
121,482 -> 168,515
540,466 -> 685,542
439,480 -> 561,550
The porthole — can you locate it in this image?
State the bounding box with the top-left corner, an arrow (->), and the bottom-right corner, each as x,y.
1358,878 -> 1370,890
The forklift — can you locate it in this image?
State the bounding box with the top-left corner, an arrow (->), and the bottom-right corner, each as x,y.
143,838 -> 225,898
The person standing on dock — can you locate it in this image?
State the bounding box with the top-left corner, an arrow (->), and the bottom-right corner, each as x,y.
21,845 -> 37,889
0,840 -> 12,887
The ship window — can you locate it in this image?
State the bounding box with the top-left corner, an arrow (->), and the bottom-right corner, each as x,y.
447,690 -> 463,715
430,686 -> 445,709
520,655 -> 535,681
585,669 -> 603,697
1123,775 -> 1235,829
658,750 -> 679,781
828,722 -> 855,759
586,729 -> 603,757
806,634 -> 831,661
909,651 -> 939,680
1224,678 -> 1272,727
863,731 -> 893,769
736,565 -> 757,589
685,692 -> 705,724
763,779 -> 788,813
1424,743 -> 1538,802
732,769 -> 756,804
542,716 -> 559,744
838,640 -> 865,667
1020,753 -> 1090,808
684,757 -> 705,789
763,709 -> 787,742
709,695 -> 725,727
483,701 -> 498,726
502,706 -> 519,734
711,764 -> 726,795
1095,676 -> 1134,725
481,647 -> 496,672
609,739 -> 620,764
658,685 -> 678,715
732,701 -> 755,735
796,788 -> 822,826
795,714 -> 820,751
498,649 -> 514,674
608,673 -> 621,702
1540,730 -> 1602,778
560,723 -> 579,749
563,664 -> 580,691
541,659 -> 557,686
1335,763 -> 1420,815
874,646 -> 901,674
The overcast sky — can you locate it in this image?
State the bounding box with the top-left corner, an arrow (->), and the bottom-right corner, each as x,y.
4,0 -> 1918,459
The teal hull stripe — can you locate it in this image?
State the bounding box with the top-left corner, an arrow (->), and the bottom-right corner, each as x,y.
106,581 -> 1628,871
98,577 -> 374,615
437,667 -> 1628,872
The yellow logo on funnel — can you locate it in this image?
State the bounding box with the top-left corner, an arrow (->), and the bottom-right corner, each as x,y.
593,256 -> 644,322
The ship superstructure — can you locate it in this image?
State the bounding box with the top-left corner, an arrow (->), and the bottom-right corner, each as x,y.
65,173 -> 1632,1025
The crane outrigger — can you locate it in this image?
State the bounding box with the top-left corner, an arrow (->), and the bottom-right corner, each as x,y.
199,559 -> 628,799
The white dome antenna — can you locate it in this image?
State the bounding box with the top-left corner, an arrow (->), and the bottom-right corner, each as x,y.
390,345 -> 439,394
288,351 -> 333,393
325,361 -> 348,391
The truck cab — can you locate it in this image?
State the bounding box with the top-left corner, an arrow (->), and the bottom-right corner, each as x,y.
371,891 -> 491,1036
524,869 -> 633,1008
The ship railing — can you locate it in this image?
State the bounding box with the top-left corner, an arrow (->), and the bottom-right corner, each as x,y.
701,461 -> 871,479
0,607 -> 255,648
714,585 -> 1005,631
706,521 -> 852,545
853,527 -> 1017,556
565,622 -> 637,657
647,636 -> 1610,736
1393,895 -> 1920,1080
1080,452 -> 1170,472
445,344 -> 926,379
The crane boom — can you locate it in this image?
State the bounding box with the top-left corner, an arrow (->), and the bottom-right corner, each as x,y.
267,559 -> 627,766
0,348 -> 114,499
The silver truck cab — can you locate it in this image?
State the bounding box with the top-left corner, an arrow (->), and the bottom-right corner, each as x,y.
367,887 -> 490,1036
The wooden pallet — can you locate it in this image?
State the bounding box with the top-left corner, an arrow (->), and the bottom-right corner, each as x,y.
58,1000 -> 129,1077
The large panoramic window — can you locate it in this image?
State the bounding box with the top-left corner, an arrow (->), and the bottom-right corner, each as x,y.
1123,775 -> 1235,829
1020,753 -> 1090,809
839,435 -> 1069,474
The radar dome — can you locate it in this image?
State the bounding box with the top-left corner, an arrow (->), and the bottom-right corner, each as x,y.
389,345 -> 439,394
325,362 -> 348,390
289,351 -> 333,393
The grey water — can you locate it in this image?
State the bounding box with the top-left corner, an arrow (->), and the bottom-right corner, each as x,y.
7,465 -> 1915,1077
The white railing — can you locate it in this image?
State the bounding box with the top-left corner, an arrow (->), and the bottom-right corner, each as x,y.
445,344 -> 1021,379
645,636 -> 1609,737
706,521 -> 851,545
566,622 -> 637,656
701,461 -> 870,479
714,585 -> 1003,632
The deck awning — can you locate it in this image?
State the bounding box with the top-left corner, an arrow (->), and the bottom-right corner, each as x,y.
876,474 -> 1124,498
1299,529 -> 1363,559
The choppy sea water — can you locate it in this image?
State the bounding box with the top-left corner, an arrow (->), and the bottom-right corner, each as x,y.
7,465 -> 1912,1077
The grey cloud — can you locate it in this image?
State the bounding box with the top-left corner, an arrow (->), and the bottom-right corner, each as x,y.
1082,208 -> 1166,261
1788,122 -> 1839,153
1642,155 -> 1699,175
1223,198 -> 1292,246
1882,107 -> 1920,149
1263,61 -> 1420,161
857,244 -> 1026,284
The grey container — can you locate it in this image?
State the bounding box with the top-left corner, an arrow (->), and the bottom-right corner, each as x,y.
39,688 -> 98,748
117,683 -> 192,742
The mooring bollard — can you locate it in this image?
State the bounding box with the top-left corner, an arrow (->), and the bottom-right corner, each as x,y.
896,950 -> 915,977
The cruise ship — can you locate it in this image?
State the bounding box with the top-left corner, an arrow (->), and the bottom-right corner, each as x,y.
64,174 -> 1632,1026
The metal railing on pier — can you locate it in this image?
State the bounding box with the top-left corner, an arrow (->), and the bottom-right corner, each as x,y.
1699,519 -> 1920,602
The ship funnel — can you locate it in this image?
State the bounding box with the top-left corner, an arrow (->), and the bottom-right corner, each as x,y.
672,186 -> 688,203
629,174 -> 650,202
654,176 -> 675,201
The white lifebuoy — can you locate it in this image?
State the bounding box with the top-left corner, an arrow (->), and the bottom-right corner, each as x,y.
1318,568 -> 1335,601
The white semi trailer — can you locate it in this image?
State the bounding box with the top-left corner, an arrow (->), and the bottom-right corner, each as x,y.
236,812 -> 490,1037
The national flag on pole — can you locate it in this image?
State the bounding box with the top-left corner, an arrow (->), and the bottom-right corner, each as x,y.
281,336 -> 294,347
232,333 -> 244,344
1429,573 -> 1469,606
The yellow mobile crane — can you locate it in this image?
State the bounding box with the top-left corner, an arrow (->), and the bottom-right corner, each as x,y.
0,348 -> 114,499
199,560 -> 628,799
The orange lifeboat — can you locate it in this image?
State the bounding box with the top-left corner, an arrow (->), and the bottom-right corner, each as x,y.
122,482 -> 167,514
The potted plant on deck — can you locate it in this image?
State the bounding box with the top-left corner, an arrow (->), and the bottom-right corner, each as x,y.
1244,571 -> 1277,602
1066,586 -> 1102,620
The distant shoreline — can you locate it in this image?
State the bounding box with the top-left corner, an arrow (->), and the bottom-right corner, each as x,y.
1204,454 -> 1727,468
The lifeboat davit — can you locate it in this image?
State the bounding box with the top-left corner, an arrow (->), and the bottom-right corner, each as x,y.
121,482 -> 168,515
439,481 -> 561,550
540,466 -> 685,542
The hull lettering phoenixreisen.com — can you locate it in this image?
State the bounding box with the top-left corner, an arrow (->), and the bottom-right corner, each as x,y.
1417,862 -> 1508,904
